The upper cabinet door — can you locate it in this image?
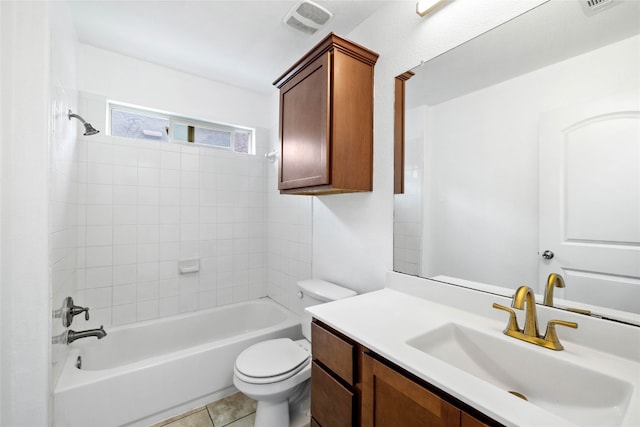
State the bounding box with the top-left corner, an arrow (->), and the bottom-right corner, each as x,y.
274,33 -> 379,195
279,53 -> 331,191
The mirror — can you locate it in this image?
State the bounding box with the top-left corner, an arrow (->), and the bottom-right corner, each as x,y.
393,0 -> 640,325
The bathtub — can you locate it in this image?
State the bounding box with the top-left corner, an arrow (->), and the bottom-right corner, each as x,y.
54,298 -> 302,427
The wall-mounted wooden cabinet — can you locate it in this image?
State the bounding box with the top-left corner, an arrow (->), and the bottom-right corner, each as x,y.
311,319 -> 501,427
273,34 -> 379,195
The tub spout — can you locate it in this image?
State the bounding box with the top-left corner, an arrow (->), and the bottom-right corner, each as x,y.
53,326 -> 107,345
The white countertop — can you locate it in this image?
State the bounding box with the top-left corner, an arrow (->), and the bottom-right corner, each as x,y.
307,286 -> 640,427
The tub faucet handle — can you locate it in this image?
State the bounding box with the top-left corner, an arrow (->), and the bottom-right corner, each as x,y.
54,297 -> 90,327
70,303 -> 90,322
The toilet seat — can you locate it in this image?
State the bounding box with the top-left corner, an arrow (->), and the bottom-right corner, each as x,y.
235,338 -> 310,384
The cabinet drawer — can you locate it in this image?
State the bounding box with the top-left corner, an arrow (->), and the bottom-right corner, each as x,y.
311,322 -> 355,385
311,362 -> 354,427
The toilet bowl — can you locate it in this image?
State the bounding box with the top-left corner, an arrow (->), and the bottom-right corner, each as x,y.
232,280 -> 356,427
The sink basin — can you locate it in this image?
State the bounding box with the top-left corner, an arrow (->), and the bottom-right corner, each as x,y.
407,323 -> 633,426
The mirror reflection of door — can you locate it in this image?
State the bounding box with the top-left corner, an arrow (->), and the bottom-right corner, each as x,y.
539,92 -> 640,313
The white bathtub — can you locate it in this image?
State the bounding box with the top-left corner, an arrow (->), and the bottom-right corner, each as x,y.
54,298 -> 302,427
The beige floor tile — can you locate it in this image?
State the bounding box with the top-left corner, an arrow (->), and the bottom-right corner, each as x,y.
206,392 -> 257,427
224,412 -> 255,427
155,409 -> 213,427
151,407 -> 206,427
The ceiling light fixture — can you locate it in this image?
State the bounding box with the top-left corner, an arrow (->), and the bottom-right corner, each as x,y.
416,0 -> 447,17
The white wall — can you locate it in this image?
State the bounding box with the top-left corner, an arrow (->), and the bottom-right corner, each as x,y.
309,0 -> 547,294
394,105 -> 425,276
1,2 -> 52,425
419,34 -> 639,292
49,0 -> 81,389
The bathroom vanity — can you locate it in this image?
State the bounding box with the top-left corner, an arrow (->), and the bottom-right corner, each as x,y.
310,320 -> 495,427
307,273 -> 640,427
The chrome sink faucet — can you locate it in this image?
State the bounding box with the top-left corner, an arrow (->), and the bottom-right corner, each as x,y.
493,285 -> 578,351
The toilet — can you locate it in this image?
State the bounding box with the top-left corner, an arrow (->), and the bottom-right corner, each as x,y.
233,280 -> 357,427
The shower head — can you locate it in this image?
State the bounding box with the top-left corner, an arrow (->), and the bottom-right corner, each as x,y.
68,109 -> 100,136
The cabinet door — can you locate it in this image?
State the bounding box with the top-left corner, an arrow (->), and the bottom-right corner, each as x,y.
311,362 -> 354,427
362,353 -> 460,427
278,52 -> 330,190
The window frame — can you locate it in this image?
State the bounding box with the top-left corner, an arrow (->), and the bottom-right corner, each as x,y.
107,101 -> 255,154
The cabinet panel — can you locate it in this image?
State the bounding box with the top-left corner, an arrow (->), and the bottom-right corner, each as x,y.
462,412 -> 492,427
311,362 -> 354,427
362,353 -> 460,427
311,322 -> 355,385
279,53 -> 329,190
331,49 -> 374,191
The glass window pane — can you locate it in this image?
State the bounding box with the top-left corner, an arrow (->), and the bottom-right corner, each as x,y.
111,109 -> 168,141
233,131 -> 251,154
173,123 -> 189,142
194,127 -> 231,148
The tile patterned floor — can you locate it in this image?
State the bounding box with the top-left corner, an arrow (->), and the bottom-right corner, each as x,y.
152,392 -> 257,427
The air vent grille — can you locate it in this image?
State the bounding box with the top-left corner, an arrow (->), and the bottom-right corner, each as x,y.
587,0 -> 612,9
284,1 -> 333,35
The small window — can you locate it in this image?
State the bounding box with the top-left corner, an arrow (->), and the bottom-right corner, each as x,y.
111,107 -> 169,141
108,102 -> 254,154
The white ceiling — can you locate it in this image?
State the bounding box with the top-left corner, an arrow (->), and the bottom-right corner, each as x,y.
67,0 -> 399,95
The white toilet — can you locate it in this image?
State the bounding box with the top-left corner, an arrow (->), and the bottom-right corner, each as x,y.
233,280 -> 357,427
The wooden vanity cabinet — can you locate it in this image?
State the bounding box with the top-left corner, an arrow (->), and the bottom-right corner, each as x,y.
311,319 -> 499,427
273,33 -> 379,195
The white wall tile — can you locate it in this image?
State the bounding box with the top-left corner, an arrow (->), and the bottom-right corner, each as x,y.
137,262 -> 159,282
86,183 -> 113,205
160,187 -> 180,205
138,148 -> 160,168
113,205 -> 137,224
180,170 -> 199,188
87,163 -> 113,185
113,165 -> 138,186
113,283 -> 137,305
86,225 -> 112,246
114,145 -> 138,167
138,186 -> 159,205
160,151 -> 181,169
113,225 -> 137,245
112,303 -> 137,325
160,168 -> 181,188
86,204 -> 113,225
86,266 -> 112,288
138,167 -> 160,186
85,286 -> 112,308
113,185 -> 137,205
113,244 -> 137,265
138,205 -> 160,224
159,296 -> 179,317
87,143 -> 114,164
86,246 -> 112,267
181,153 -> 199,171
113,264 -> 136,285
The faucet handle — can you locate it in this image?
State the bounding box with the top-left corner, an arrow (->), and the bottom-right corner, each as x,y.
492,303 -> 520,332
543,319 -> 578,350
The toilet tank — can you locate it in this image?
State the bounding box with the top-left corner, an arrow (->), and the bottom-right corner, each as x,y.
297,279 -> 357,340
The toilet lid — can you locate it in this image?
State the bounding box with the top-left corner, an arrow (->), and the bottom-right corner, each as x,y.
235,338 -> 310,379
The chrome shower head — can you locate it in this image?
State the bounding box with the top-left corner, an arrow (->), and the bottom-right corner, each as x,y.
68,109 -> 100,136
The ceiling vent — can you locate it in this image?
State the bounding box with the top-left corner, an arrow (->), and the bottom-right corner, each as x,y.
284,1 -> 333,35
582,0 -> 616,15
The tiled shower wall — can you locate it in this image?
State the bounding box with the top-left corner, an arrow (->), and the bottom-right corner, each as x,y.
74,128 -> 269,328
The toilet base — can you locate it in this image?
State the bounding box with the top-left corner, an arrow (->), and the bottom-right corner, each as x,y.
254,399 -> 289,427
